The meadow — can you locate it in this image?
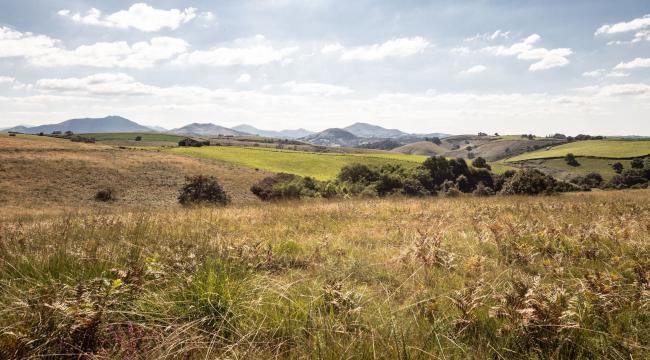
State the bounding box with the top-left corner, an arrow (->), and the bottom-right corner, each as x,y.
169,146 -> 429,180
2,191 -> 650,359
506,139 -> 650,161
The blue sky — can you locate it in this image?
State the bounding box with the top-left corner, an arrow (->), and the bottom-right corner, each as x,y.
1,0 -> 649,135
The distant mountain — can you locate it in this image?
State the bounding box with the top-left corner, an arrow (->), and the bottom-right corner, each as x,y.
301,128 -> 360,147
2,125 -> 31,133
169,123 -> 248,137
147,125 -> 168,132
2,116 -> 153,134
343,122 -> 407,138
232,124 -> 314,139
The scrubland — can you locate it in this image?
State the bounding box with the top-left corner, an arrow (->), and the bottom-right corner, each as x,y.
2,191 -> 650,359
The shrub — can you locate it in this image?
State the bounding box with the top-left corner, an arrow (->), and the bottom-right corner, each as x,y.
471,157 -> 491,170
455,175 -> 471,193
565,153 -> 580,167
402,178 -> 430,197
135,136 -> 142,141
631,158 -> 644,169
473,182 -> 494,197
571,172 -> 603,189
644,157 -> 650,170
94,189 -> 115,202
612,162 -> 624,174
422,156 -> 453,187
493,170 -> 516,192
620,169 -> 647,187
179,175 -> 230,205
500,169 -> 557,195
337,164 -> 378,184
250,173 -> 299,201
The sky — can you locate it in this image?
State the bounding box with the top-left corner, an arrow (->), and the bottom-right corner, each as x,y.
0,0 -> 649,135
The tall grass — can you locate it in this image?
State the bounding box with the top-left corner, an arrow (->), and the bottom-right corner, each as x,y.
1,191 -> 650,358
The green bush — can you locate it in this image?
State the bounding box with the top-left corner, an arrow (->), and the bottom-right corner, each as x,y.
570,172 -> 604,189
179,175 -> 230,205
500,169 -> 557,195
471,157 -> 491,170
250,173 -> 300,201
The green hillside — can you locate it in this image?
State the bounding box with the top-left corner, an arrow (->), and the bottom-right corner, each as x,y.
169,146 -> 430,180
506,140 -> 650,161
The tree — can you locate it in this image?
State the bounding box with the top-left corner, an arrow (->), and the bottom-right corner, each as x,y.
430,137 -> 442,145
631,158 -> 644,169
179,175 -> 230,205
565,153 -> 580,167
471,157 -> 491,170
500,169 -> 557,195
422,156 -> 453,188
135,135 -> 142,141
612,162 -> 624,174
337,164 -> 379,184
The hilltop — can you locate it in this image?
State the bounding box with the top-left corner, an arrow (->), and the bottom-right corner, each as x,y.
2,116 -> 154,134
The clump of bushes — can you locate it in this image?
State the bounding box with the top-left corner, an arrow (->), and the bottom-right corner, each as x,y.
570,172 -> 603,189
95,189 -> 115,202
565,153 -> 580,167
500,169 -> 559,195
471,157 -> 491,170
179,175 -> 230,205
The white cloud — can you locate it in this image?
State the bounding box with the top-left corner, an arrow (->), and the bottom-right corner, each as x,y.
177,36 -> 298,66
0,76 -> 15,84
0,27 -> 187,69
595,14 -> 650,35
583,69 -> 606,77
36,73 -> 157,95
595,83 -> 650,97
282,81 -> 353,96
236,73 -> 252,83
460,65 -> 487,76
483,34 -> 572,71
339,37 -> 430,61
615,57 -> 650,70
464,30 -> 511,42
320,43 -> 344,54
0,26 -> 60,58
58,3 -> 203,32
36,37 -> 189,69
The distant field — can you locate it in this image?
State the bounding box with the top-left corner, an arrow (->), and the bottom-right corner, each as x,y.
80,132 -> 186,142
169,146 -> 428,179
506,140 -> 650,161
520,157 -> 633,181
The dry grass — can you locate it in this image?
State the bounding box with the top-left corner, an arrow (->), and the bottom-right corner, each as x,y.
1,190 -> 649,359
0,134 -> 269,208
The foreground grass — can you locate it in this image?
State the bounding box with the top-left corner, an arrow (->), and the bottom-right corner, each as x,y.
1,191 -> 650,359
506,139 -> 650,161
169,146 -> 428,179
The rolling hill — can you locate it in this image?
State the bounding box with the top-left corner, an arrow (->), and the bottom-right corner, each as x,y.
169,123 -> 249,137
2,116 -> 154,134
506,140 -> 650,161
232,124 -> 314,139
301,128 -> 361,147
343,122 -> 407,138
391,141 -> 447,156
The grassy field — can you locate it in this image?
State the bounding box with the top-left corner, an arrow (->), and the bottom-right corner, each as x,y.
2,191 -> 650,359
169,146 -> 429,180
80,132 -> 186,142
0,134 -> 268,208
506,140 -> 650,161
519,157 -> 634,181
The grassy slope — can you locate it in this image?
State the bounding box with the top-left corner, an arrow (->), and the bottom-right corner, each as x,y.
169,146 -> 428,180
80,132 -> 186,142
2,191 -> 649,359
522,158 -> 633,181
506,140 -> 650,161
0,134 -> 268,208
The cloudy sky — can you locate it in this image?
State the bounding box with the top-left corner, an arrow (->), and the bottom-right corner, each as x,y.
1,0 -> 649,135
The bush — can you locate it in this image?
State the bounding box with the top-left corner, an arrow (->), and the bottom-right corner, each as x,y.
612,162 -> 624,174
402,178 -> 430,196
473,182 -> 494,197
620,169 -> 647,187
179,175 -> 230,205
565,153 -> 580,167
135,136 -> 142,141
631,158 -> 644,169
250,173 -> 299,201
337,164 -> 379,184
500,169 -> 557,195
471,157 -> 491,170
94,189 -> 115,202
493,170 -> 516,192
570,172 -> 603,189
